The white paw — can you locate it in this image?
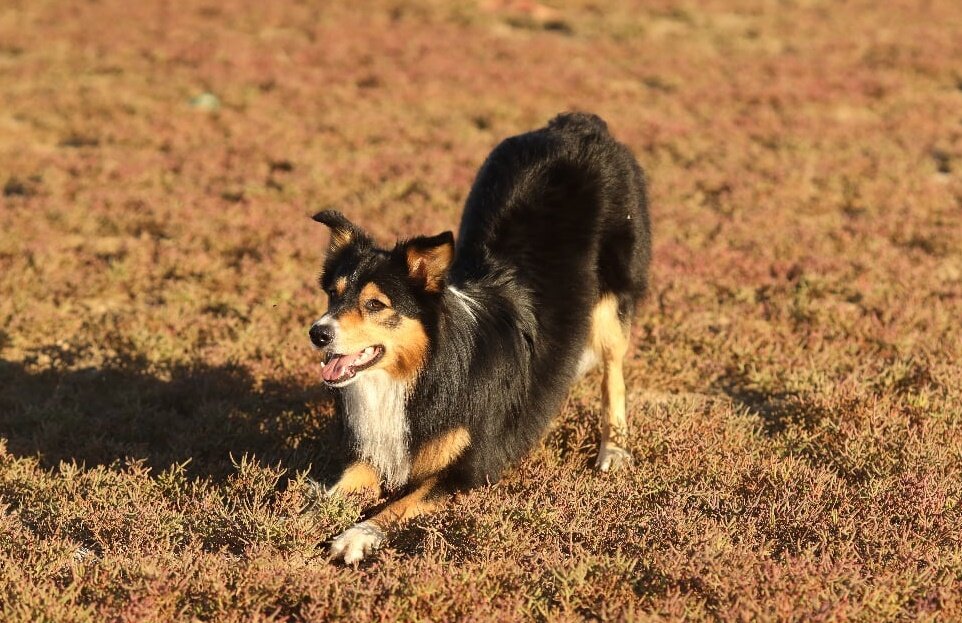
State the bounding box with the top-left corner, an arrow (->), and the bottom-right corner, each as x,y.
595,443 -> 633,472
329,521 -> 385,564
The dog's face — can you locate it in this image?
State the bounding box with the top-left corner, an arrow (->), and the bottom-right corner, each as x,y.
309,211 -> 453,388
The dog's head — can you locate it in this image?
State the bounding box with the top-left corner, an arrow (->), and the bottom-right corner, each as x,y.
309,210 -> 453,388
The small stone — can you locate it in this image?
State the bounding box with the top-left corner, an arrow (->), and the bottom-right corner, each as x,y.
189,92 -> 221,112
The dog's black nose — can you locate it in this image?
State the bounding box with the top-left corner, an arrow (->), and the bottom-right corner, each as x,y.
309,323 -> 334,348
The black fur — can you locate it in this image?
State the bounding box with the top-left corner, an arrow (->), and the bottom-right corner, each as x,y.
314,112 -> 650,493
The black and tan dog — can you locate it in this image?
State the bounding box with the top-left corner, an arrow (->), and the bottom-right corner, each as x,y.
309,113 -> 651,563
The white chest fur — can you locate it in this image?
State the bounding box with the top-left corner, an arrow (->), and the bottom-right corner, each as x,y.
341,370 -> 411,488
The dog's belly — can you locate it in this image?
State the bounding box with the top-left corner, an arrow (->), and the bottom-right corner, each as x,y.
342,370 -> 410,488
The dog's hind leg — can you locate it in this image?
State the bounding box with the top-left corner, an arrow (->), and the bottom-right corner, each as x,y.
590,294 -> 633,472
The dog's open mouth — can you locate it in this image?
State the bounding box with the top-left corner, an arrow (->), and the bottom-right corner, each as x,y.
322,345 -> 384,385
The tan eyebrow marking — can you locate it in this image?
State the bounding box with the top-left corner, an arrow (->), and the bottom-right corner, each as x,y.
360,282 -> 391,307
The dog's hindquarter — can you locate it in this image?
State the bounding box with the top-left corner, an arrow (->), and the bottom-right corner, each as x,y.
418,113 -> 651,485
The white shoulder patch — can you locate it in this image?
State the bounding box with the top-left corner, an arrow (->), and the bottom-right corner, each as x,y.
341,370 -> 410,488
447,285 -> 479,323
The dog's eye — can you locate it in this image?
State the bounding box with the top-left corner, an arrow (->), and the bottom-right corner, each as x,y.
325,288 -> 337,299
365,299 -> 387,312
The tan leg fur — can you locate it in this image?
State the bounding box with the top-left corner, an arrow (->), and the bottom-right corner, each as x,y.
589,294 -> 633,472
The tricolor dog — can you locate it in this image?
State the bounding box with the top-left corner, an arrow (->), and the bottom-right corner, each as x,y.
309,113 -> 651,563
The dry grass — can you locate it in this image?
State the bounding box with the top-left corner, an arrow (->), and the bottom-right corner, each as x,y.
2,0 -> 962,620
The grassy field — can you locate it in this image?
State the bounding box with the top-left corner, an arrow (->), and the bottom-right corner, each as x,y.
2,0 -> 961,620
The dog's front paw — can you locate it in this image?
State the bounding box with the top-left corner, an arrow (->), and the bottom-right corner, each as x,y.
329,521 -> 386,564
595,443 -> 633,472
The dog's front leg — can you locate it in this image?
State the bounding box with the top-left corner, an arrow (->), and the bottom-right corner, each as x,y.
329,427 -> 469,563
325,461 -> 381,498
329,475 -> 447,564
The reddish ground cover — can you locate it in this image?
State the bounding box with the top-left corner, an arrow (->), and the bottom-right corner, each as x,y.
1,0 -> 961,620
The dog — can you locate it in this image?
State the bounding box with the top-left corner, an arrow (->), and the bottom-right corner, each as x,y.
309,112 -> 650,563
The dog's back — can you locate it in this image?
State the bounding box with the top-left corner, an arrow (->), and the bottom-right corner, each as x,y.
446,112 -> 651,479
454,112 -> 650,311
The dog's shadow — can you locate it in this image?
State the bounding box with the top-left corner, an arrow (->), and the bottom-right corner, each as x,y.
0,348 -> 345,483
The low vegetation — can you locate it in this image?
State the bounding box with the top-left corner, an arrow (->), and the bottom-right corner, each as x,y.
1,0 -> 960,620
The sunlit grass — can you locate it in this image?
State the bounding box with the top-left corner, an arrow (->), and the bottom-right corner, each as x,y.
1,0 -> 961,620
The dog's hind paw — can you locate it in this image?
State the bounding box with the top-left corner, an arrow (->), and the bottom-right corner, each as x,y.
595,443 -> 633,472
329,521 -> 385,564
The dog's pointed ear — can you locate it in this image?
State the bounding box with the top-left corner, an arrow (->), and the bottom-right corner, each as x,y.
402,232 -> 454,293
312,210 -> 370,255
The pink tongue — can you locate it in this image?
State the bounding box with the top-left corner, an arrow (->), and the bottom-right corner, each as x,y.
322,352 -> 363,381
